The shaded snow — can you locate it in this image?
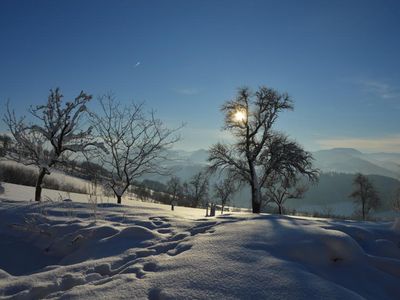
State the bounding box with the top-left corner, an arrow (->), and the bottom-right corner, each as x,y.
0,184 -> 399,299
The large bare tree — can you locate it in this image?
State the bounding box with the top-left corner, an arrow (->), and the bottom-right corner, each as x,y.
91,95 -> 180,204
3,88 -> 96,201
208,86 -> 317,213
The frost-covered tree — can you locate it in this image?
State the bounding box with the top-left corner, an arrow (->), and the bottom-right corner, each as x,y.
3,88 -> 96,201
208,86 -> 316,213
213,178 -> 236,214
91,94 -> 180,204
349,173 -> 381,220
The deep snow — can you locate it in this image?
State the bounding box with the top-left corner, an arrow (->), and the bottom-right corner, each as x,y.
0,183 -> 400,299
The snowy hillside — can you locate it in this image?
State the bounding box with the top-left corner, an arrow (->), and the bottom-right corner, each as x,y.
0,185 -> 400,299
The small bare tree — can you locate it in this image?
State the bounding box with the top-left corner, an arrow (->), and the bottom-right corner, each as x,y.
91,95 -> 180,204
265,175 -> 309,215
167,176 -> 182,206
3,88 -> 97,201
184,171 -> 209,208
213,178 -> 236,214
349,173 -> 381,220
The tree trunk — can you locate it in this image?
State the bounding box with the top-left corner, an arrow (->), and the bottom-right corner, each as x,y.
117,195 -> 122,204
278,205 -> 283,215
252,200 -> 261,214
221,204 -> 224,214
35,168 -> 48,202
250,184 -> 261,213
249,161 -> 261,213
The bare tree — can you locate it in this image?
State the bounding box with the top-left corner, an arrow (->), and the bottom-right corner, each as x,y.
208,86 -> 317,213
3,88 -> 97,201
91,94 -> 180,204
213,178 -> 236,214
349,173 -> 381,220
184,171 -> 209,208
263,133 -> 318,214
166,176 -> 182,205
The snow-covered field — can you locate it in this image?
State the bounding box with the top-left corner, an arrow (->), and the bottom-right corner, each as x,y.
0,184 -> 400,299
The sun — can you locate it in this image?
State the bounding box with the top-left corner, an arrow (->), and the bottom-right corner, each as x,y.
233,110 -> 246,122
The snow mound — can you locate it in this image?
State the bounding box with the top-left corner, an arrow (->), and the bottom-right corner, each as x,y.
275,229 -> 365,265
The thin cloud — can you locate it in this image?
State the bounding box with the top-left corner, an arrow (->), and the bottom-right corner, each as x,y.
317,135 -> 400,153
357,79 -> 400,100
173,127 -> 233,151
173,88 -> 199,96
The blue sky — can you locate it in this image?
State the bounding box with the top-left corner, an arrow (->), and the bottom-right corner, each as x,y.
1,0 -> 399,152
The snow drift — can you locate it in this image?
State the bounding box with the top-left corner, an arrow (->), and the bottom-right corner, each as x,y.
0,189 -> 399,299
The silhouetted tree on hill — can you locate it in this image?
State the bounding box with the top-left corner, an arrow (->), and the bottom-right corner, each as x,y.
350,173 -> 381,220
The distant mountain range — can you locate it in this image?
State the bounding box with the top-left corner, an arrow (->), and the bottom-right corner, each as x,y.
312,148 -> 400,179
163,147 -> 400,179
